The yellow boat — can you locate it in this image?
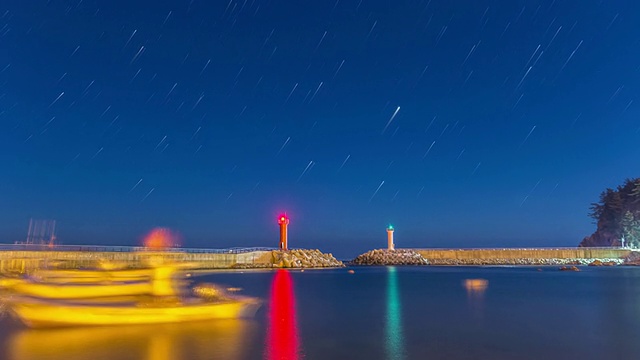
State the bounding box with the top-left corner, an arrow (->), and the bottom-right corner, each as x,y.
32,268 -> 154,283
1,265 -> 185,299
2,278 -> 154,299
6,295 -> 261,328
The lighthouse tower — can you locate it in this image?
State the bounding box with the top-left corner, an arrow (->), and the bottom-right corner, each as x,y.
387,224 -> 395,250
278,214 -> 290,250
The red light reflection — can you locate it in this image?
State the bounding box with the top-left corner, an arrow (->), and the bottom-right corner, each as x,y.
266,270 -> 300,360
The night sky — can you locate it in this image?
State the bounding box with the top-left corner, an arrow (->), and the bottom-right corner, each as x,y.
1,1 -> 639,257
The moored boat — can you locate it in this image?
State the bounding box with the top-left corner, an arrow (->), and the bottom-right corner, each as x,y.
6,294 -> 260,328
31,268 -> 154,283
2,278 -> 153,299
1,264 -> 184,299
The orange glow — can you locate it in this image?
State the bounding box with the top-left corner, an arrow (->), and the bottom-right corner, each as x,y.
463,279 -> 488,293
142,228 -> 180,249
266,270 -> 300,360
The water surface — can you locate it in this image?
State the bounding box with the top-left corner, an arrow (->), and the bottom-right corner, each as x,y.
2,266 -> 640,359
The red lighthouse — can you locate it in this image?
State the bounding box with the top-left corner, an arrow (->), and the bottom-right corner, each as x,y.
278,214 -> 290,250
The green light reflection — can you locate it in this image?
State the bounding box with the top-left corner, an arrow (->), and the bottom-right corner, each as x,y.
385,266 -> 405,360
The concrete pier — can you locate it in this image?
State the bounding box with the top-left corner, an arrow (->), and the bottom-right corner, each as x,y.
0,245 -> 344,274
0,248 -> 273,274
415,247 -> 632,261
352,247 -> 635,266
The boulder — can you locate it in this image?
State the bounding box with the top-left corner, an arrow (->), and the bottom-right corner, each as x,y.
559,266 -> 580,271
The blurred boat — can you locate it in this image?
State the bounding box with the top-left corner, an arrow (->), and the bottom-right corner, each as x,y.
31,268 -> 153,283
6,293 -> 260,328
0,246 -> 260,328
2,278 -> 153,299
1,264 -> 184,299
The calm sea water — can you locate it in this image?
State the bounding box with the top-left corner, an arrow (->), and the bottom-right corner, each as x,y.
2,266 -> 640,360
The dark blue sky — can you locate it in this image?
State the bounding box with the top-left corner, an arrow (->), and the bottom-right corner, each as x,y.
1,1 -> 639,257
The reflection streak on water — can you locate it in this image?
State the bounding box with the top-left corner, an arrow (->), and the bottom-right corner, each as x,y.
463,278 -> 488,319
7,319 -> 253,360
463,279 -> 488,294
386,267 -> 404,360
267,269 -> 300,360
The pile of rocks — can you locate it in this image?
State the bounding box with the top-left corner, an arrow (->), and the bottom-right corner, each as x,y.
588,259 -> 619,266
270,249 -> 344,268
559,266 -> 580,271
622,251 -> 640,265
352,249 -> 429,265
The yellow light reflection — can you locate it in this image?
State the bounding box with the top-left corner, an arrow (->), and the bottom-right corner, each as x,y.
385,267 -> 405,360
0,301 -> 6,319
8,319 -> 257,360
463,279 -> 488,294
463,278 -> 488,319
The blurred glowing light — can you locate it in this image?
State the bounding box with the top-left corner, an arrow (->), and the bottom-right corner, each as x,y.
142,228 -> 180,249
267,270 -> 300,360
386,267 -> 404,360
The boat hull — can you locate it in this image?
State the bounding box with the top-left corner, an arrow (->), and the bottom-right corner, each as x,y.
33,269 -> 153,283
8,297 -> 261,328
5,279 -> 154,299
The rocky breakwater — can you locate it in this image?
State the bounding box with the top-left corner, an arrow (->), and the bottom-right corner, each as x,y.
272,249 -> 344,268
427,258 -> 624,266
622,251 -> 640,266
352,249 -> 429,265
232,249 -> 344,269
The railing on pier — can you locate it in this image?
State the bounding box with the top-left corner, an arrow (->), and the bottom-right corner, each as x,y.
0,243 -> 277,254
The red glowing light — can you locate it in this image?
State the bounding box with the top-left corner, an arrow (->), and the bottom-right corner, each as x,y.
142,228 -> 180,249
267,269 -> 299,360
278,214 -> 289,225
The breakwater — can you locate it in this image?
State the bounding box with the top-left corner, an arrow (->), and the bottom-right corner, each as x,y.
353,249 -> 428,265
233,249 -> 344,268
1,246 -> 633,272
415,247 -> 631,260
417,247 -> 631,265
0,247 -> 343,274
352,247 -> 634,266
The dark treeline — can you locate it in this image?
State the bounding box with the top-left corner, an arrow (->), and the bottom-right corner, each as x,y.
580,178 -> 640,248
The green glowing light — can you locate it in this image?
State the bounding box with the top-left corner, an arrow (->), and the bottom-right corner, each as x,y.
388,225 -> 394,230
386,267 -> 404,360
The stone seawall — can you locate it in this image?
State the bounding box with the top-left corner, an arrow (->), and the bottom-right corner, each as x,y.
352,249 -> 428,265
426,258 -> 624,266
352,248 -> 635,266
415,248 -> 632,261
0,249 -> 343,274
233,249 -> 344,269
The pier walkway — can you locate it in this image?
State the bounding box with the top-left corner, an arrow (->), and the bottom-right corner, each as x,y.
0,244 -> 276,273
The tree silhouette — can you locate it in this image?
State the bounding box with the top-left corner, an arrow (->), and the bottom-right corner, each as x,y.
581,178 -> 640,247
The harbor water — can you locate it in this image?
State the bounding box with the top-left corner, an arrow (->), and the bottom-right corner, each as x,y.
2,266 -> 640,359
